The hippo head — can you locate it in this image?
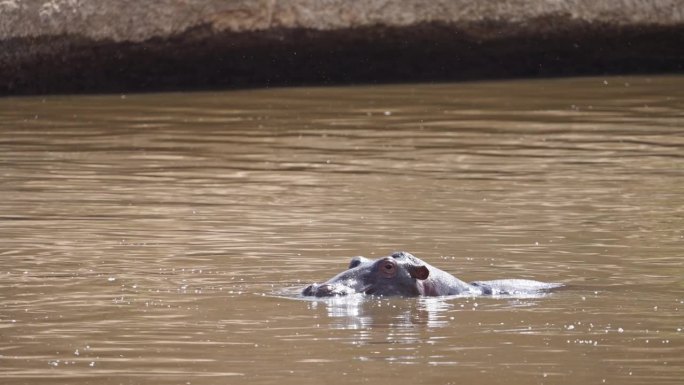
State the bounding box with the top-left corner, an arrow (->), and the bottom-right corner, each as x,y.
302,251 -> 430,297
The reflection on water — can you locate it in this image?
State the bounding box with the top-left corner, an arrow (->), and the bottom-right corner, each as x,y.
311,296 -> 455,330
1,75 -> 683,384
303,291 -> 555,332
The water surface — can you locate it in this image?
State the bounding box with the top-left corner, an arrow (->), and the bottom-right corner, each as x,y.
1,76 -> 683,384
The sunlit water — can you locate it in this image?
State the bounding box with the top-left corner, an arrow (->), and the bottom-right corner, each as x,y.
1,76 -> 683,384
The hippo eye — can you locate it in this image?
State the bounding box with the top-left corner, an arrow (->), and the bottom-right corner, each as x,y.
382,262 -> 397,278
379,258 -> 398,277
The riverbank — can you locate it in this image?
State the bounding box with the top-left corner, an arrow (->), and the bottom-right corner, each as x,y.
2,0 -> 683,95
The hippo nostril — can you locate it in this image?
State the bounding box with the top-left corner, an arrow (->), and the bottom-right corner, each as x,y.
302,286 -> 312,296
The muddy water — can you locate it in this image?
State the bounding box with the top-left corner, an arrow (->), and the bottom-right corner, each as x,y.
1,76 -> 683,385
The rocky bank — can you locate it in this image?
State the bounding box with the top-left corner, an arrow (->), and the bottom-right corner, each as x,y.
1,0 -> 683,95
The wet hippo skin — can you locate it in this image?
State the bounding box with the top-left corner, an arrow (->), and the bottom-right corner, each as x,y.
302,251 -> 563,297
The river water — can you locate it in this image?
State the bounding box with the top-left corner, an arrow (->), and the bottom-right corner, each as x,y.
1,76 -> 683,385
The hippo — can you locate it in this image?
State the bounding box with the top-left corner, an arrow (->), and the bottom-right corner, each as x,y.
302,251 -> 563,297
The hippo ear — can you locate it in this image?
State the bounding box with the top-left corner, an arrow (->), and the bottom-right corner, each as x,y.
349,256 -> 369,269
408,265 -> 429,280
